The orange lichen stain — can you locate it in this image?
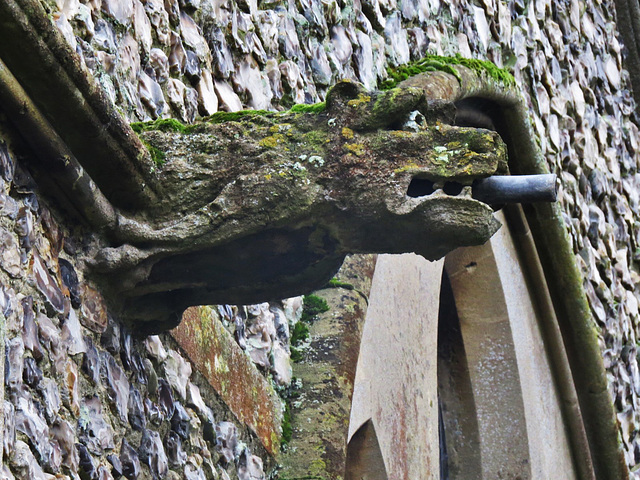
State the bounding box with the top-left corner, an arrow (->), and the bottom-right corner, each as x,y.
171,306 -> 282,455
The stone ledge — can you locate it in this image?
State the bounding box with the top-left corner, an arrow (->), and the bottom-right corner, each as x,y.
171,306 -> 282,456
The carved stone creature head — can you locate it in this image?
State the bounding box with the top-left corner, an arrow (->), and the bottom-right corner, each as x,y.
85,73 -> 515,333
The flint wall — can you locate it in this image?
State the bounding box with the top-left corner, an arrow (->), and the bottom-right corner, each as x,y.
3,0 -> 640,478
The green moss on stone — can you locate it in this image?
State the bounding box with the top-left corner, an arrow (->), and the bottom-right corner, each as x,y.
290,102 -> 327,113
131,117 -> 192,134
290,346 -> 304,363
381,54 -> 515,90
291,321 -> 310,345
301,294 -> 330,323
206,110 -> 270,123
281,402 -> 293,446
325,278 -> 355,290
140,139 -> 166,165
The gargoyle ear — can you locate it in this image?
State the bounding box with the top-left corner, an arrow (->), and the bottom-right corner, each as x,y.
325,80 -> 368,111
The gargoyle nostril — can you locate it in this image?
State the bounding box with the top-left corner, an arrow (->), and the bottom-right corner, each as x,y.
407,178 -> 436,197
407,179 -> 466,198
443,182 -> 464,196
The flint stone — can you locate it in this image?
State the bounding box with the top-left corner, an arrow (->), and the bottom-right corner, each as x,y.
39,377 -> 62,421
80,286 -> 109,333
121,438 -> 141,480
32,252 -> 65,314
158,378 -> 175,417
82,337 -> 101,384
184,458 -> 206,480
128,386 -> 146,431
101,319 -> 121,355
6,336 -> 25,390
98,465 -> 116,480
100,352 -> 130,422
10,440 -> 50,480
139,430 -> 169,480
145,397 -> 164,426
63,309 -> 87,355
63,359 -> 81,416
79,396 -> 115,454
237,448 -> 266,480
186,382 -> 214,423
163,350 -> 192,400
214,422 -> 237,464
15,395 -> 52,466
59,258 -> 81,308
139,70 -> 167,119
107,454 -> 124,478
145,335 -> 168,362
0,228 -> 21,278
164,431 -> 187,467
171,402 -> 191,439
77,443 -> 98,480
4,401 -> 16,458
52,419 -> 79,471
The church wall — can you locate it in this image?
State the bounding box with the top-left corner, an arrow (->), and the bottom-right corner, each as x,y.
4,0 -> 640,477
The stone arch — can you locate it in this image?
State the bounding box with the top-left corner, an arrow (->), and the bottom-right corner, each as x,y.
345,419 -> 388,480
349,209 -> 586,479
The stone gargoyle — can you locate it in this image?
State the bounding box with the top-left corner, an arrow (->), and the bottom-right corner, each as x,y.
84,62 -> 552,333
83,67 -> 528,333
1,29 -> 549,333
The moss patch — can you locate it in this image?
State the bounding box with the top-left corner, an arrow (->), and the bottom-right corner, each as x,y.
290,102 -> 326,113
301,294 -> 330,323
140,139 -> 166,165
206,109 -> 271,123
131,117 -> 193,134
325,278 -> 355,290
381,54 -> 515,90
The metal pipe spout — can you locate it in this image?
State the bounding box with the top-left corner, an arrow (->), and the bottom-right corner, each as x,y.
472,174 -> 557,204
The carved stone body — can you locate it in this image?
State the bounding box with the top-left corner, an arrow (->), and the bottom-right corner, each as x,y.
86,77 -> 511,331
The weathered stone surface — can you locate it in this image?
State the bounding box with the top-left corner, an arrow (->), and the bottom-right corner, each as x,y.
279,255 -> 375,478
1,0 -> 639,477
172,307 -> 282,454
87,77 -> 507,332
120,438 -> 141,480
